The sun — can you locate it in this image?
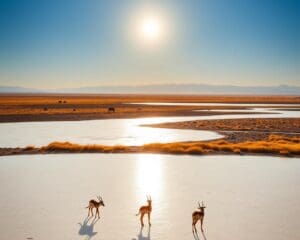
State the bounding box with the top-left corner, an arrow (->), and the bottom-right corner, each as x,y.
140,17 -> 161,41
130,10 -> 167,48
128,6 -> 170,49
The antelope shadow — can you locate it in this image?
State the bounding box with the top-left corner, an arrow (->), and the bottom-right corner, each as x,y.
78,216 -> 99,240
132,226 -> 151,240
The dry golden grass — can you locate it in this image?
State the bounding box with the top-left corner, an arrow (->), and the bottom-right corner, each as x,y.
5,134 -> 296,157
41,141 -> 128,153
142,135 -> 300,155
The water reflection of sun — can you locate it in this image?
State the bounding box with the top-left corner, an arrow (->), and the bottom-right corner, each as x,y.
123,118 -> 179,146
135,154 -> 162,201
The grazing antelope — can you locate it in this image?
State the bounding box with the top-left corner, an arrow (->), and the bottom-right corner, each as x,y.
108,107 -> 115,113
136,195 -> 152,227
192,201 -> 206,234
86,196 -> 105,219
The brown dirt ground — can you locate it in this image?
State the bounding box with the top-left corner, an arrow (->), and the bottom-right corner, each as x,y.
149,118 -> 300,142
1,94 -> 299,122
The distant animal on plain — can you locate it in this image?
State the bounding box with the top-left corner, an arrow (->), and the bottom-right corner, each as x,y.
108,107 -> 115,113
136,195 -> 152,227
86,196 -> 105,218
192,201 -> 206,234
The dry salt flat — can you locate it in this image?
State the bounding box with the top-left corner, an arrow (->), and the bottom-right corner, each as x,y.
0,154 -> 299,240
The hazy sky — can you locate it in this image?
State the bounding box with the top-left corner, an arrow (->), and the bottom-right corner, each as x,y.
0,0 -> 299,89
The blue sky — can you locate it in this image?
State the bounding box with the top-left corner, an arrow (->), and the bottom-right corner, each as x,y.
0,0 -> 299,89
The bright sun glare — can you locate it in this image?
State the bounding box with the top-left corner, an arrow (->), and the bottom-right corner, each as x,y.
130,8 -> 168,48
140,17 -> 161,41
136,154 -> 162,200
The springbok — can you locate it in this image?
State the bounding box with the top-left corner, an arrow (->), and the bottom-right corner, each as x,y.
86,196 -> 105,218
136,195 -> 152,227
192,201 -> 206,234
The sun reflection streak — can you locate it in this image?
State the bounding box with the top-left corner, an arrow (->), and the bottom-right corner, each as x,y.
135,154 -> 163,201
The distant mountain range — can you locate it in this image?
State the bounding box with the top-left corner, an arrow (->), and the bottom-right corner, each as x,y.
0,86 -> 42,93
0,84 -> 300,95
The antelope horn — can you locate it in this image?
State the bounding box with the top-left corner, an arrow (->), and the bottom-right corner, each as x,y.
198,201 -> 201,207
202,201 -> 204,207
